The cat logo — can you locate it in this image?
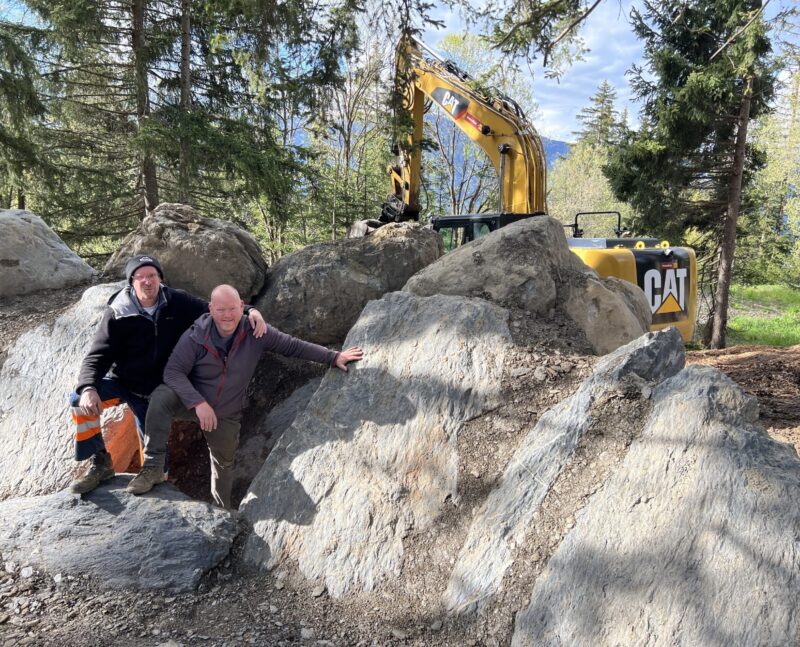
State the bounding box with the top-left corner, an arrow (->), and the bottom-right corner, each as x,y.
430,87 -> 469,119
643,267 -> 688,315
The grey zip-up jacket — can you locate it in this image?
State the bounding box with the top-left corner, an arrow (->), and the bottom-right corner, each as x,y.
164,313 -> 338,418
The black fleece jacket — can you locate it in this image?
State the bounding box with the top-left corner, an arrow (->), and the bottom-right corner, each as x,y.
75,285 -> 209,397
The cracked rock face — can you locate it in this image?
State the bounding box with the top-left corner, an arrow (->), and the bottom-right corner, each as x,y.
240,291 -> 513,597
512,364 -> 800,647
444,328 -> 686,614
0,477 -> 237,592
0,210 -> 95,297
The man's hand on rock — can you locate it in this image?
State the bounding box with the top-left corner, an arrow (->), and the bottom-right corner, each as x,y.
335,347 -> 364,372
78,389 -> 102,417
248,309 -> 267,338
195,401 -> 218,432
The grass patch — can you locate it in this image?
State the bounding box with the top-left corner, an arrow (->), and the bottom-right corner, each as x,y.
728,309 -> 800,346
727,284 -> 800,346
730,285 -> 800,311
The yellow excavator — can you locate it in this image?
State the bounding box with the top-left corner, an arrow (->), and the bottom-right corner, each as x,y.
375,35 -> 697,342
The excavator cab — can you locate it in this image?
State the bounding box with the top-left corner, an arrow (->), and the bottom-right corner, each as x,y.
432,213 -> 542,251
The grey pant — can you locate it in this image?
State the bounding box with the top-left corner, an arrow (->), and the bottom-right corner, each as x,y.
144,384 -> 240,509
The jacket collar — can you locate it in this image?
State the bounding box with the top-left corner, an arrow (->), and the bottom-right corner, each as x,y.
108,285 -> 169,319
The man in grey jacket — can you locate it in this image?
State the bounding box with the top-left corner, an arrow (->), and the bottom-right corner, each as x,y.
127,284 -> 363,508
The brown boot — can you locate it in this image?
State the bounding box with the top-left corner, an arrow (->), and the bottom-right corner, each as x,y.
126,465 -> 165,495
69,451 -> 115,494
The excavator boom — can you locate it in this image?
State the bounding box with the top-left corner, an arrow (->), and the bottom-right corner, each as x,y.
381,35 -> 547,222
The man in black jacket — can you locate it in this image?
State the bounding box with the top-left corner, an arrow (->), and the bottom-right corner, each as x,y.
69,255 -> 266,494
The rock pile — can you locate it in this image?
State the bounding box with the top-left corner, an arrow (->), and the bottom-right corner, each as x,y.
3,209 -> 799,646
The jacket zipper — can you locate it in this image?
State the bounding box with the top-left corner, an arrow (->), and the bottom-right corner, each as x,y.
205,327 -> 246,407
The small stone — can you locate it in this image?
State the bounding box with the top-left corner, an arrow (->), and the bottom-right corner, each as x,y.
510,367 -> 531,377
270,605 -> 278,614
4,562 -> 16,574
301,628 -> 315,640
533,366 -> 548,382
390,628 -> 409,640
429,619 -> 443,631
275,582 -> 285,591
20,568 -> 33,579
0,613 -> 8,624
311,584 -> 326,598
53,574 -> 62,585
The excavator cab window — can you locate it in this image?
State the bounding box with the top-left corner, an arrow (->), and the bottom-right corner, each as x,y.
440,226 -> 467,252
474,223 -> 491,239
437,221 -> 495,251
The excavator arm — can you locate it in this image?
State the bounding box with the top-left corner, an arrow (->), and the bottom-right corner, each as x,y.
381,35 -> 547,222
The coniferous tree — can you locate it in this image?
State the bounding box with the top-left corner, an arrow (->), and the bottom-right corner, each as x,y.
0,21 -> 46,210
573,80 -> 624,147
604,0 -> 776,348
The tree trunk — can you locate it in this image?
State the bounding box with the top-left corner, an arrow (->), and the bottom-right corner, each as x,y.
17,189 -> 25,210
132,0 -> 159,218
710,75 -> 753,349
178,0 -> 191,203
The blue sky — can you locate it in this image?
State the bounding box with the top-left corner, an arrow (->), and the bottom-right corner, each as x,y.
424,0 -> 797,142
424,0 -> 644,142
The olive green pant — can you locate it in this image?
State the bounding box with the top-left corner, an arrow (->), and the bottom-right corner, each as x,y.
144,384 -> 240,509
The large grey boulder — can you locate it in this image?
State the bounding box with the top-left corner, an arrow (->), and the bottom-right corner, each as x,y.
104,203 -> 267,301
256,223 -> 443,345
0,477 -> 237,592
404,216 -> 651,355
240,291 -> 512,596
0,283 -> 126,500
0,210 -> 95,296
563,273 -> 653,355
444,328 -> 685,614
512,365 -> 800,646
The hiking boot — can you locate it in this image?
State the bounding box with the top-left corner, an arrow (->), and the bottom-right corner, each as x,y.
126,465 -> 165,495
69,451 -> 115,494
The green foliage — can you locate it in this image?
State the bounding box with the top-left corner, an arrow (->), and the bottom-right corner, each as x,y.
730,284 -> 800,309
456,0 -> 592,76
734,66 -> 800,287
1,0 -> 366,265
725,285 -> 800,346
604,0 -> 776,241
548,141 -> 637,236
573,80 -> 626,147
728,310 -> 800,346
